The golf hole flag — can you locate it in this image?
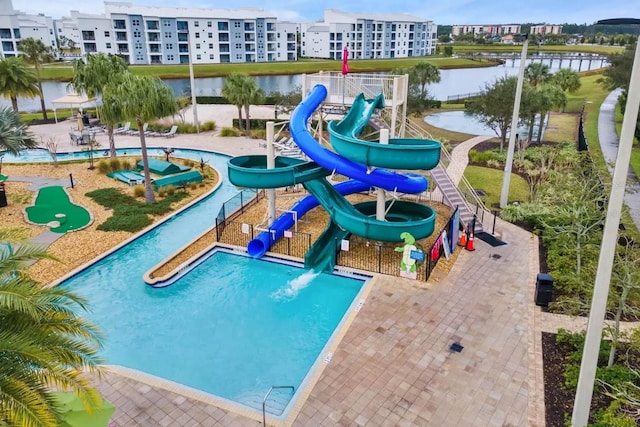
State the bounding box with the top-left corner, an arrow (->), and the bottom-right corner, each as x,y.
342,45 -> 349,75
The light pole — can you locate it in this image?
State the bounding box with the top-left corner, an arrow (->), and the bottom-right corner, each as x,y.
187,30 -> 200,133
571,18 -> 640,427
499,34 -> 529,208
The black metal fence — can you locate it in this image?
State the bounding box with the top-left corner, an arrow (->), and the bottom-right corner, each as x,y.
216,220 -> 311,258
336,207 -> 460,282
578,102 -> 588,152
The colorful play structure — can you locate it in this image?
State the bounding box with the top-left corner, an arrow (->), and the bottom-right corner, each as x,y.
107,158 -> 203,189
228,84 -> 442,272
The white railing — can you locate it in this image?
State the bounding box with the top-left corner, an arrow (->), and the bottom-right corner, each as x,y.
302,72 -> 407,107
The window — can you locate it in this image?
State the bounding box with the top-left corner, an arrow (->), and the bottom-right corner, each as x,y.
208,33 -> 212,38
235,43 -> 242,49
164,32 -> 172,38
166,43 -> 173,49
106,42 -> 111,48
234,22 -> 241,28
196,54 -> 201,60
194,21 -> 199,27
195,33 -> 200,38
114,20 -> 126,29
207,21 -> 212,27
177,21 -> 188,31
132,19 -> 140,26
218,22 -> 228,31
209,54 -> 214,59
167,54 -> 174,60
104,31 -> 110,37
208,43 -> 213,49
133,31 -> 141,38
195,43 -> 200,49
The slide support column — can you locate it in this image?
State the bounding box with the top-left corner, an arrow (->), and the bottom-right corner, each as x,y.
376,129 -> 389,220
266,121 -> 276,223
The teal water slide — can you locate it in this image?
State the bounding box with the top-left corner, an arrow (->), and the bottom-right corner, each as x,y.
227,84 -> 442,271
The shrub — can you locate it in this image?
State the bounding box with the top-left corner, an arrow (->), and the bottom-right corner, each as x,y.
120,159 -> 132,170
133,184 -> 145,198
251,129 -> 266,140
109,158 -> 122,172
176,123 -> 197,134
189,182 -> 197,190
220,127 -> 240,137
97,160 -> 110,174
200,121 -> 216,131
166,185 -> 176,196
157,188 -> 166,197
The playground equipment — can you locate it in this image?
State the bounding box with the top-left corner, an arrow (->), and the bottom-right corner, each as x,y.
227,84 -> 442,272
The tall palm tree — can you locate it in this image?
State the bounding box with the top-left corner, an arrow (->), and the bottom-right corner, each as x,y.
524,62 -> 552,88
243,80 -> 265,137
0,57 -> 38,113
71,54 -> 129,157
0,234 -> 104,426
0,107 -> 37,154
18,38 -> 55,120
222,73 -> 250,133
552,68 -> 581,112
410,62 -> 441,100
102,73 -> 177,203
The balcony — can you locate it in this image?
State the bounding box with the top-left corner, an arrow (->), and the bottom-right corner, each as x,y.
116,32 -> 127,41
287,34 -> 295,41
148,33 -> 159,42
147,21 -> 159,30
0,29 -> 12,39
114,20 -> 126,30
219,33 -> 229,42
287,43 -> 295,51
178,33 -> 188,42
245,34 -> 255,42
267,34 -> 275,42
84,43 -> 97,53
177,21 -> 188,31
266,23 -> 275,31
244,24 -> 255,31
219,43 -> 229,53
2,41 -> 14,51
82,32 -> 95,41
178,45 -> 189,53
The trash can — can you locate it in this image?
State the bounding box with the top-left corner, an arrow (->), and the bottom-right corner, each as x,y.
0,182 -> 7,207
535,273 -> 553,307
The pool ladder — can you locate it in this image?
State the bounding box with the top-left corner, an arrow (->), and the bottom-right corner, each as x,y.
262,385 -> 294,426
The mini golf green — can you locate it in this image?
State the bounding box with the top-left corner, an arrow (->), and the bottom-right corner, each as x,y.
25,186 -> 91,233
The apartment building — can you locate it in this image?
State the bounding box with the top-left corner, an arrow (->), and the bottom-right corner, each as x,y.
300,9 -> 437,60
530,24 -> 563,35
452,24 -> 521,36
0,0 -> 56,58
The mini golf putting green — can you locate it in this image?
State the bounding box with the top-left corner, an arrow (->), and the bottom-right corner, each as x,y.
25,186 -> 91,233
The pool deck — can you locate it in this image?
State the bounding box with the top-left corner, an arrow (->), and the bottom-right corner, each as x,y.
94,220 -> 538,426
26,116 -> 543,426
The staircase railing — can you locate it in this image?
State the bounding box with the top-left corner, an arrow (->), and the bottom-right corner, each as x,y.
262,385 -> 294,426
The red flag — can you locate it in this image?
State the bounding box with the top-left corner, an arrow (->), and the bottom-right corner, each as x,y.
342,45 -> 349,75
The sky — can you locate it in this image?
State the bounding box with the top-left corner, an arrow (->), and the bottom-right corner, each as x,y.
13,0 -> 640,26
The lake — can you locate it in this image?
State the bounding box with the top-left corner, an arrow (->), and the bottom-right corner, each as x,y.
4,54 -> 607,113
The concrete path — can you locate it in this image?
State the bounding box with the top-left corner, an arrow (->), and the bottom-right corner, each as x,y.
597,88 -> 640,230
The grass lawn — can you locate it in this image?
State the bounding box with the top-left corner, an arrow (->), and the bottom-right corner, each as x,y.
40,57 -> 499,82
544,113 -> 578,143
452,44 -> 623,55
462,165 -> 529,208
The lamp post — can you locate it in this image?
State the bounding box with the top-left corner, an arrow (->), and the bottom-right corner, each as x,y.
499,34 -> 529,208
188,30 -> 200,133
571,18 -> 640,427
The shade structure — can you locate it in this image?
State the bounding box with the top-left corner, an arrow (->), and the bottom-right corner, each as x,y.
51,93 -> 98,123
52,391 -> 115,427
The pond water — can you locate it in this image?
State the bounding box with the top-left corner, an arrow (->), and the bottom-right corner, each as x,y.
425,110 -> 547,139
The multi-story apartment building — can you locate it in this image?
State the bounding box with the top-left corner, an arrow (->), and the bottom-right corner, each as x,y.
530,24 -> 562,35
102,2 -> 296,65
452,24 -> 521,36
0,0 -> 56,58
300,9 -> 437,60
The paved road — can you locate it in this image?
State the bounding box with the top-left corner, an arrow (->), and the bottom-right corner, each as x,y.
597,89 -> 640,231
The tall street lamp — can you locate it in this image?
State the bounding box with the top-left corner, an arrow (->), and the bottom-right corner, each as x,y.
499,34 -> 529,208
571,18 -> 640,427
188,29 -> 200,133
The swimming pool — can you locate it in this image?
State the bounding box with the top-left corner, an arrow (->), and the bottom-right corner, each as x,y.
5,148 -> 370,420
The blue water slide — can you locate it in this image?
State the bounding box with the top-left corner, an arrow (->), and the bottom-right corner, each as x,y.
289,84 -> 428,194
246,180 -> 370,258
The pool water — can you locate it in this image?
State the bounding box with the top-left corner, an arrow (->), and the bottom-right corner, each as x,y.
5,149 -> 367,416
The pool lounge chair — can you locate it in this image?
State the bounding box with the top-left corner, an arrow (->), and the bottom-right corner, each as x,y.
163,125 -> 178,138
114,122 -> 131,134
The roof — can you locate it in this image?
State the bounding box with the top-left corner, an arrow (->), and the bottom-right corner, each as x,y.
51,93 -> 97,107
136,158 -> 191,176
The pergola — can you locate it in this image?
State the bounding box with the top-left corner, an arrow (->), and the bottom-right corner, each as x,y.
51,93 -> 98,123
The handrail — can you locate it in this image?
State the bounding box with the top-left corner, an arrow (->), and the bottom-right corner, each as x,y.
262,385 -> 295,426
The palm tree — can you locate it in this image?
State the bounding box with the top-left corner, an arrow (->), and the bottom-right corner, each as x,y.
243,81 -> 265,137
71,54 -> 129,157
0,235 -> 104,426
552,68 -> 581,112
410,62 -> 441,100
534,84 -> 567,144
0,107 -> 37,154
18,38 -> 55,120
102,73 -> 177,203
222,73 -> 250,133
524,62 -> 552,88
0,57 -> 38,113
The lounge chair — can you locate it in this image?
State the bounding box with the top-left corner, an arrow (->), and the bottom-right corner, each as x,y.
114,122 -> 131,135
127,123 -> 148,136
163,125 -> 178,138
69,132 -> 80,145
